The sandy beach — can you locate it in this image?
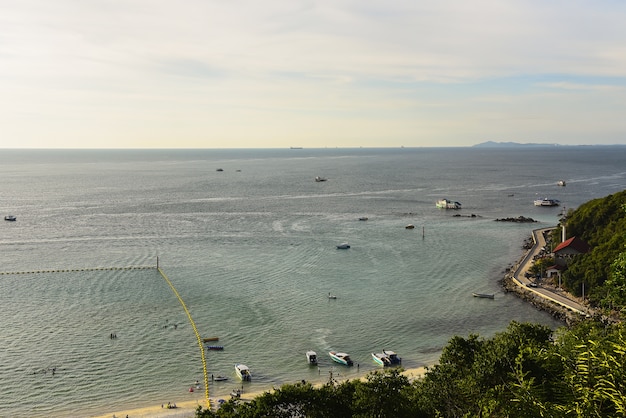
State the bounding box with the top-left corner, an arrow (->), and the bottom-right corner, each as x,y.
92,367 -> 428,418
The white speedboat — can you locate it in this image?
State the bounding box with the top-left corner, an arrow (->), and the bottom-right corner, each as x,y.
306,350 -> 318,365
329,351 -> 353,366
4,215 -> 16,221
235,363 -> 251,381
382,350 -> 402,364
336,243 -> 350,249
371,352 -> 391,366
436,199 -> 461,209
557,180 -> 566,186
534,198 -> 560,207
315,176 -> 327,182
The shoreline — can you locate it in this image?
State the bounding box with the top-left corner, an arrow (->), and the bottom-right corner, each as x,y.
93,229 -> 572,418
499,227 -> 594,325
91,367 -> 427,418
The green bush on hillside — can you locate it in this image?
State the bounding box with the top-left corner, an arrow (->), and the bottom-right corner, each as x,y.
557,190 -> 626,307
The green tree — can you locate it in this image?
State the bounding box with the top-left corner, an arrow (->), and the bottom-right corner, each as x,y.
559,190 -> 626,305
352,368 -> 417,418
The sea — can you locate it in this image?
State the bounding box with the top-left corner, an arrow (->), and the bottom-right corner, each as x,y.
0,147 -> 625,417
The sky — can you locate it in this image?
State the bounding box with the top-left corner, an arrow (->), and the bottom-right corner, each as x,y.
2,0 -> 626,149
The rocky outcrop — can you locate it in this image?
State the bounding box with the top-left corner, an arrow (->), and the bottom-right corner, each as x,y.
495,216 -> 537,223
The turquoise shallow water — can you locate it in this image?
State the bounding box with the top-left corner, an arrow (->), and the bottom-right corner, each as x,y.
0,147 -> 624,417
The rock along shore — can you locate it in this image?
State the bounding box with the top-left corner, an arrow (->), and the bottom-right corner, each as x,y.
500,273 -> 577,324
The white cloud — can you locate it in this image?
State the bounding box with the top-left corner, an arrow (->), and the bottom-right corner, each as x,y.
2,0 -> 626,147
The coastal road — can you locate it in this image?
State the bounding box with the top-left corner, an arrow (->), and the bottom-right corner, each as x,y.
512,227 -> 588,316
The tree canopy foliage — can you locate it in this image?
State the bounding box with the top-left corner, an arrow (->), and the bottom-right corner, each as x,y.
195,321 -> 626,418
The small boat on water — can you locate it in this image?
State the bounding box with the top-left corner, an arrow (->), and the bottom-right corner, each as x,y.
213,375 -> 228,381
336,243 -> 350,249
371,352 -> 391,367
472,292 -> 495,299
534,198 -> 560,207
382,350 -> 402,364
203,337 -> 219,342
315,176 -> 327,182
329,351 -> 353,366
306,350 -> 318,365
235,363 -> 251,381
358,217 -> 368,221
4,215 -> 16,221
405,224 -> 415,229
436,199 -> 462,209
557,180 -> 566,186
206,345 -> 224,350
328,292 -> 337,299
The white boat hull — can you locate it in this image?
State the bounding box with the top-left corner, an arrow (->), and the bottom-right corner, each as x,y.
382,350 -> 402,364
235,363 -> 251,381
534,198 -> 560,206
436,199 -> 461,209
329,351 -> 353,366
371,353 -> 391,366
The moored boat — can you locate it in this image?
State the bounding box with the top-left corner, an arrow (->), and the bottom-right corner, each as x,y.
436,199 -> 462,209
534,198 -> 560,207
472,292 -> 495,299
206,345 -> 224,350
371,352 -> 391,366
336,243 -> 350,249
306,350 -> 318,365
203,337 -> 219,342
329,351 -> 353,366
382,350 -> 402,364
235,363 -> 251,381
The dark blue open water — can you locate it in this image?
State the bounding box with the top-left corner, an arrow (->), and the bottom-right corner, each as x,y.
0,147 -> 624,417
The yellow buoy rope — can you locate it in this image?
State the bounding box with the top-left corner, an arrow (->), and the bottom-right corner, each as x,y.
158,267 -> 210,409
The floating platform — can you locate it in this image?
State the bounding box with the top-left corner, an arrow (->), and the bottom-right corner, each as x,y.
206,345 -> 224,350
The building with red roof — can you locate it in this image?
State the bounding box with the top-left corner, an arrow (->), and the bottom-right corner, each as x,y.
553,236 -> 590,266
